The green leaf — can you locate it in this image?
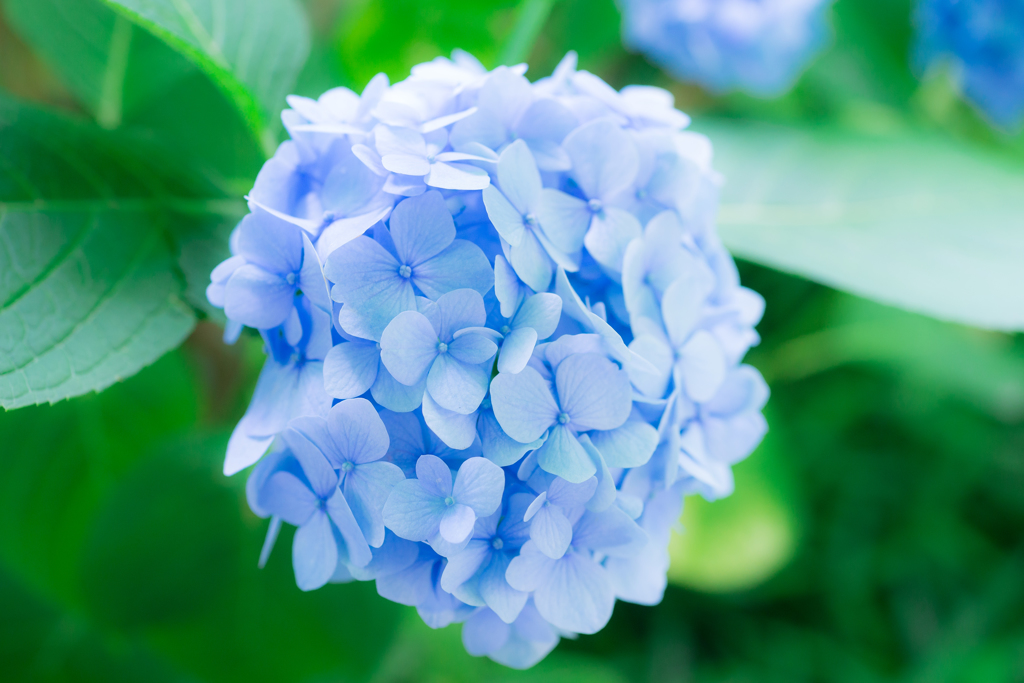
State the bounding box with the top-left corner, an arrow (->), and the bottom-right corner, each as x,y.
0,97 -> 239,409
3,0 -> 268,189
3,0 -> 194,128
100,0 -> 310,141
698,119 -> 1024,331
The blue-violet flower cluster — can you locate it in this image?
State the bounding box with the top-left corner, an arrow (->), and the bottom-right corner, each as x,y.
618,0 -> 834,96
209,51 -> 768,669
914,0 -> 1024,131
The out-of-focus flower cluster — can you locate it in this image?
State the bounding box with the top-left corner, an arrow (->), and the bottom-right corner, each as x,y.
618,0 -> 834,96
208,51 -> 767,669
914,0 -> 1024,131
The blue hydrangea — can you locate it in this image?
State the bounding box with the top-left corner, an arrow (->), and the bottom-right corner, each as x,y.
914,0 -> 1024,130
618,0 -> 834,96
210,50 -> 768,669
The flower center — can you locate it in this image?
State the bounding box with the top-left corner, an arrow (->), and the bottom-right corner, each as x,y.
500,325 -> 511,335
587,198 -> 603,213
320,210 -> 337,227
341,462 -> 354,472
491,537 -> 504,550
444,496 -> 455,507
437,341 -> 448,354
398,264 -> 412,278
557,412 -> 570,425
524,213 -> 538,226
285,272 -> 297,286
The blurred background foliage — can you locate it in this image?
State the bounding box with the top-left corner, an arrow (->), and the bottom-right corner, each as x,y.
2,0 -> 1024,681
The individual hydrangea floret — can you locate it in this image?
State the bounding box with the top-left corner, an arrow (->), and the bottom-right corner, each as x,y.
618,0 -> 835,96
208,49 -> 768,669
913,0 -> 1024,130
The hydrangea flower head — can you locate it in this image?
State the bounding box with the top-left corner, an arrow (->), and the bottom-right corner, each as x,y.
914,0 -> 1024,130
618,0 -> 834,96
209,50 -> 768,669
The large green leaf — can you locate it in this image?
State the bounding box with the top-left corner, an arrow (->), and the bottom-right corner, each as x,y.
2,0 -> 269,190
699,119 -> 1024,331
3,0 -> 193,128
101,0 -> 310,141
0,97 -> 239,410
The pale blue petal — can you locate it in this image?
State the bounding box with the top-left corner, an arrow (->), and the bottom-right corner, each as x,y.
449,333 -> 498,364
546,476 -> 598,509
515,97 -> 578,144
382,479 -> 445,541
509,228 -> 554,293
661,271 -> 713,348
496,140 -> 542,214
414,242 -> 494,302
489,366 -> 560,443
497,327 -> 538,374
323,342 -> 379,399
453,457 -> 505,516
440,539 -> 491,593
422,391 -> 479,450
535,425 -> 596,483
416,453 -> 454,497
426,161 -> 491,190
224,265 -> 294,330
480,553 -> 528,623
347,531 -> 420,581
533,550 -> 614,634
483,185 -> 526,247
299,233 -> 331,312
512,293 -> 562,340
371,364 -> 425,412
343,461 -> 404,548
324,236 -> 414,338
463,608 -> 511,656
433,288 -> 488,340
327,490 -> 373,568
505,540 -> 557,593
530,506 -> 572,559
678,330 -> 727,403
281,428 -> 339,499
563,119 -> 639,199
376,553 -> 434,606
235,208 -> 304,273
556,353 -> 632,432
584,208 -> 642,273
577,436 -> 617,513
536,189 -> 589,255
493,255 -> 526,319
292,510 -> 338,591
262,471 -> 317,526
380,311 -> 439,385
440,503 -> 477,543
327,398 -> 390,464
427,354 -> 490,415
588,420 -> 659,468
479,410 -> 539,467
389,190 -> 455,265
572,507 -> 648,558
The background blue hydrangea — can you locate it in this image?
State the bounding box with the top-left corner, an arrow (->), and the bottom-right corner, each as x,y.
618,0 -> 835,96
913,0 -> 1024,130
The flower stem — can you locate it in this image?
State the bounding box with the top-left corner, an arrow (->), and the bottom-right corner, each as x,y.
498,0 -> 559,67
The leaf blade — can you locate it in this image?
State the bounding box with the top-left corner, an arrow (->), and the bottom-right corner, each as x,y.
698,119 -> 1024,331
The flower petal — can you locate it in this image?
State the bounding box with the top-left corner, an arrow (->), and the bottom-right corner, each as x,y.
327,398 -> 390,464
323,342 -> 380,399
382,479 -> 446,541
380,310 -> 440,386
453,457 -> 505,516
556,353 -> 632,432
440,503 -> 477,543
535,425 -> 596,483
292,510 -> 338,591
489,366 -> 560,443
